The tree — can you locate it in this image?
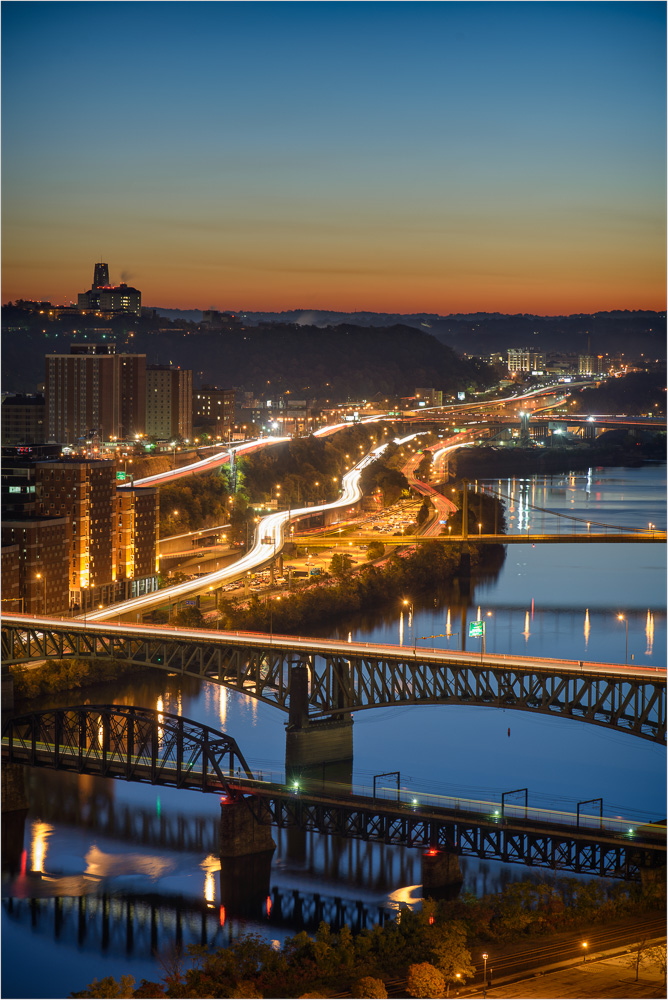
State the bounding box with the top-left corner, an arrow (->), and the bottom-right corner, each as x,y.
429,920 -> 476,989
366,540 -> 385,560
628,939 -> 648,982
172,605 -> 204,628
645,945 -> 667,984
352,977 -> 388,998
329,553 -> 353,577
407,962 -> 445,998
70,976 -> 136,998
416,502 -> 430,526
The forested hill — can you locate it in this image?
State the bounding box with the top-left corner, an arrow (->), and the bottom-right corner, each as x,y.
3,321 -> 494,399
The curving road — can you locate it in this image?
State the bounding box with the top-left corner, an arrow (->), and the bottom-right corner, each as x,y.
86,443 -> 389,622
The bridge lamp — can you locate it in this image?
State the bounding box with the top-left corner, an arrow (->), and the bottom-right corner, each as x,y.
628,827 -> 634,836
292,781 -> 300,793
617,614 -> 628,664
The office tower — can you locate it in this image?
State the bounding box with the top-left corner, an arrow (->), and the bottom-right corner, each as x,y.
93,262 -> 110,288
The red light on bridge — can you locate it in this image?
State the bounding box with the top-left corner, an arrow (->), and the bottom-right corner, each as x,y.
424,848 -> 438,856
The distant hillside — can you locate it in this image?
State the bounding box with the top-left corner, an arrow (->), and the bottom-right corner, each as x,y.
3,322 -> 495,399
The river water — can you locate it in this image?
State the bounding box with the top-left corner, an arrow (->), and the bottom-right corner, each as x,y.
2,465 -> 666,999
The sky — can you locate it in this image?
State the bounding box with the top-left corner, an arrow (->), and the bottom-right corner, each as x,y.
2,1 -> 666,314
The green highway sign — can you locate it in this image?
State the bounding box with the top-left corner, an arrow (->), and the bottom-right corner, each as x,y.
469,621 -> 485,638
116,471 -> 126,481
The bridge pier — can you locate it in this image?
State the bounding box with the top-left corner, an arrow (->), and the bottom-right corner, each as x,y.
218,851 -> 274,918
286,663 -> 354,786
421,849 -> 463,898
219,796 -> 275,858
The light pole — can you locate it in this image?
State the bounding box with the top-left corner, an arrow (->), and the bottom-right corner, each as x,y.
582,941 -> 588,963
482,953 -> 488,988
617,614 -> 628,664
403,599 -> 413,647
35,572 -> 46,616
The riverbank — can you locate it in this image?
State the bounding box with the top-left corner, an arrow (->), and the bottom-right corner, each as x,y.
453,438 -> 665,480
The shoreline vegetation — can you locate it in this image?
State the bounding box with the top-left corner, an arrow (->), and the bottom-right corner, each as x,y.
69,879 -> 666,998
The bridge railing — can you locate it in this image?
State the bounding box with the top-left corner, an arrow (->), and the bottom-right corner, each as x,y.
227,773 -> 665,843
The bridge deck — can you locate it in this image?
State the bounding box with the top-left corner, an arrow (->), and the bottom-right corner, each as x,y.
290,532 -> 666,546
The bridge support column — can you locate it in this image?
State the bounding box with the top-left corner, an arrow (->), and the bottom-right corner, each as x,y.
421,849 -> 463,898
218,851 -> 274,918
219,796 -> 275,858
286,717 -> 354,792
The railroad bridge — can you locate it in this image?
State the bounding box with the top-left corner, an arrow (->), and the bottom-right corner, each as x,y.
2,705 -> 665,883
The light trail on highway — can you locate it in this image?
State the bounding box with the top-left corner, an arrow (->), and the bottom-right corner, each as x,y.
86,443 -> 389,622
128,435 -> 291,488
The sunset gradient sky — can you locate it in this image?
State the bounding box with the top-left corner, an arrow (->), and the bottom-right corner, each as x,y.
2,1 -> 665,314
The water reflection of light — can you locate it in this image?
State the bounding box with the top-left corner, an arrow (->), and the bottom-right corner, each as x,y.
97,717 -> 104,749
30,821 -> 53,873
446,609 -> 451,634
157,695 -> 164,741
584,609 -> 590,647
201,854 -> 220,907
399,611 -> 404,646
522,611 -> 531,642
476,606 -> 481,621
646,610 -> 654,656
218,686 -> 227,727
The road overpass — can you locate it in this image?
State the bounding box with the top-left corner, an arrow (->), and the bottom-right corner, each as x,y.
3,616 -> 665,742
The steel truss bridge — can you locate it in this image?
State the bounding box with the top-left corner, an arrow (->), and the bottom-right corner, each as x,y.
231,780 -> 665,882
2,705 -> 252,795
2,616 -> 665,742
3,707 -> 664,882
290,531 -> 665,546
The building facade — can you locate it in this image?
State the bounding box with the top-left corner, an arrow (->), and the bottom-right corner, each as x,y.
1,394 -> 45,445
507,349 -> 545,374
146,366 -> 193,440
45,344 -> 146,444
193,386 -> 235,437
78,262 -> 141,316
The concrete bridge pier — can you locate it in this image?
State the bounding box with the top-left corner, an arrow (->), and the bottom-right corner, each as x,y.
285,664 -> 353,790
218,850 -> 274,918
421,848 -> 463,898
219,796 -> 275,858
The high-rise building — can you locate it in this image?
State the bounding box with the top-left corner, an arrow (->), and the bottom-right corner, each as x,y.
146,366 -> 193,440
1,515 -> 71,615
45,344 -> 146,444
78,262 -> 141,316
93,262 -> 110,288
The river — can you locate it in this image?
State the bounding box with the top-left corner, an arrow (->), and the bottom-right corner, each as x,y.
2,464 -> 665,999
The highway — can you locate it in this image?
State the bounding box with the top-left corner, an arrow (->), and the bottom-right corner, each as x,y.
6,613 -> 665,682
128,434 -> 291,488
85,442 -> 390,621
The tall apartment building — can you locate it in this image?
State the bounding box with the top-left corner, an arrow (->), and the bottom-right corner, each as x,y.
115,486 -> 160,598
1,394 -> 45,445
146,365 -> 193,440
1,515 -> 71,614
193,386 -> 235,437
507,349 -> 545,374
45,344 -> 146,444
36,458 -> 116,606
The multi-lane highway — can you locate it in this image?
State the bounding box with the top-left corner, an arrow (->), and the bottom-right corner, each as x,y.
86,442 -> 390,621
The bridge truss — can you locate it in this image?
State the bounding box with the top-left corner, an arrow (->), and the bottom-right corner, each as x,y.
238,784 -> 665,882
2,705 -> 253,793
2,619 -> 665,743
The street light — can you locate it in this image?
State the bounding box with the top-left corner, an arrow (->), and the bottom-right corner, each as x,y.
617,614 -> 628,664
582,941 -> 588,963
35,572 -> 46,615
482,953 -> 488,985
402,599 -> 414,646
